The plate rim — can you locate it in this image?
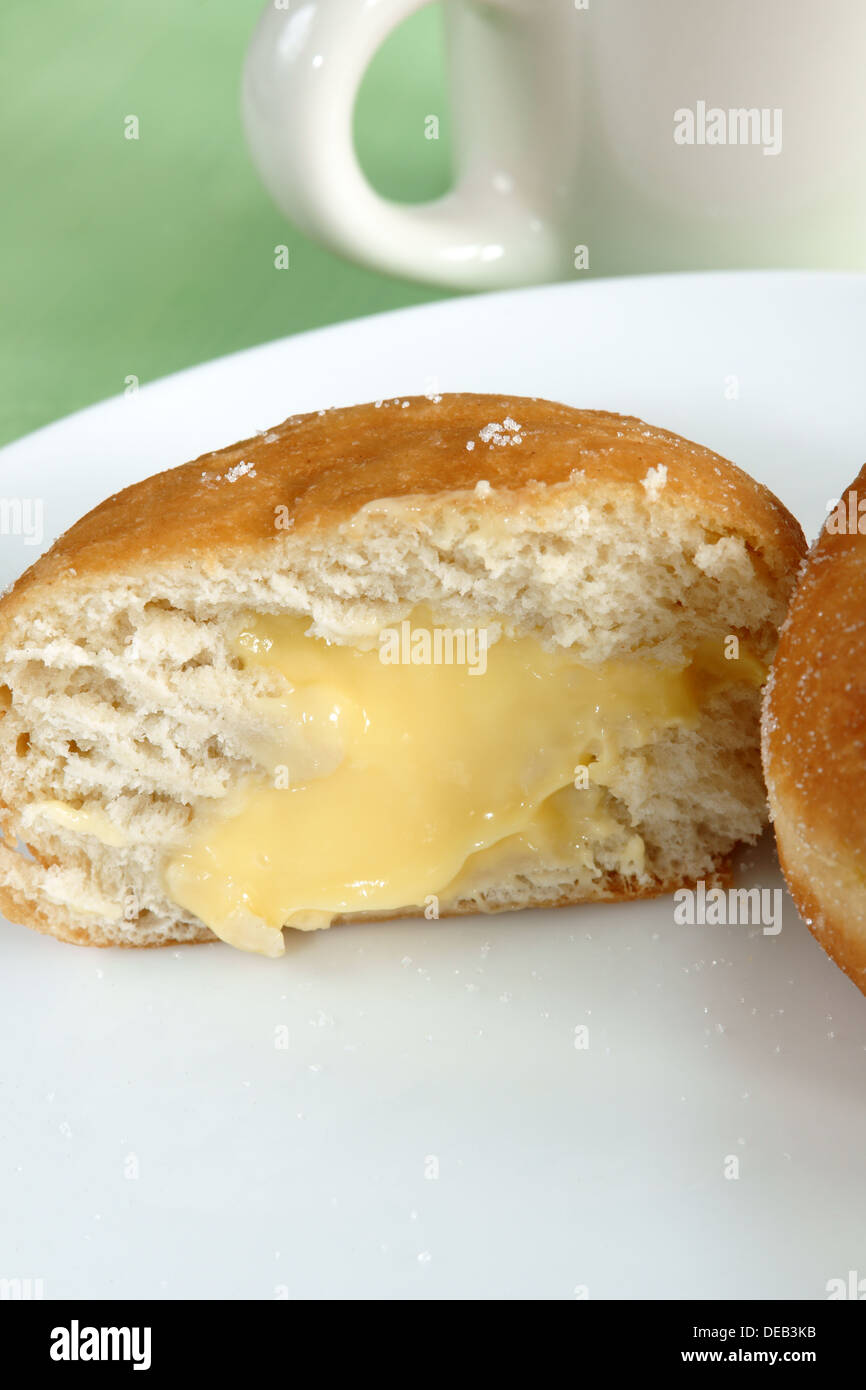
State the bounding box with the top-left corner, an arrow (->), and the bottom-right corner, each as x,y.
3,266 -> 866,460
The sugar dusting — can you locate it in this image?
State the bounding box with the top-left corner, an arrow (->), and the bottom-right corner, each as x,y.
478,418 -> 524,448
641,464 -> 668,500
224,460 -> 257,483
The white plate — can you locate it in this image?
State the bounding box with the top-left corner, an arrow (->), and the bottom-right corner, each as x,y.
2,272 -> 865,1301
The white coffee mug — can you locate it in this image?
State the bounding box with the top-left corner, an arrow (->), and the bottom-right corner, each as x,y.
242,0 -> 866,289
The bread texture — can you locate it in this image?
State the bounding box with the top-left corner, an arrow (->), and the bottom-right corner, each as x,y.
0,394 -> 805,950
762,464 -> 866,994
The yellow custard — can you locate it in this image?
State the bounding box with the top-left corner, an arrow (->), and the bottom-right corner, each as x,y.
161,612 -> 759,956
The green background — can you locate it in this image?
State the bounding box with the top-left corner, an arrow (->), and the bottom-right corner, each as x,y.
0,0 -> 454,448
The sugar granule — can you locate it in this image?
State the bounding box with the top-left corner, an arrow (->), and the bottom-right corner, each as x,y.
225,460 -> 257,483
479,418 -> 523,448
641,464 -> 668,500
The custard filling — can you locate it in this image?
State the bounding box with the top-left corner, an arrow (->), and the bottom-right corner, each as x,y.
153,612 -> 764,957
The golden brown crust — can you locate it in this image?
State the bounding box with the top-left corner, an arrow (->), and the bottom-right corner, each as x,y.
762,463 -> 866,994
0,395 -> 804,640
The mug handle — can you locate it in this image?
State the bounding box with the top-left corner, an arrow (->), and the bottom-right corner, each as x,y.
241,0 -> 558,290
